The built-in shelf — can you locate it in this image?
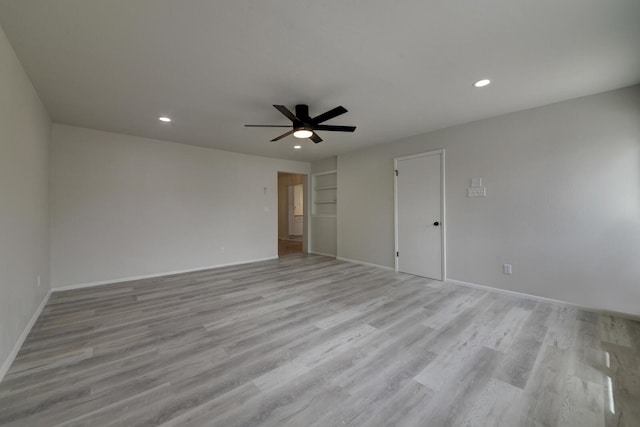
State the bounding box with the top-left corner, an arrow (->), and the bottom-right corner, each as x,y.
312,170 -> 337,216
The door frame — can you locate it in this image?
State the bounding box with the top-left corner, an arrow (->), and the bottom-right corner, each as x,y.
394,149 -> 446,280
277,171 -> 309,254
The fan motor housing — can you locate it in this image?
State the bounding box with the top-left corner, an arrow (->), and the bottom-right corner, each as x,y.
295,104 -> 310,120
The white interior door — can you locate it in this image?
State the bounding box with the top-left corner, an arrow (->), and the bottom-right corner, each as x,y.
395,151 -> 443,280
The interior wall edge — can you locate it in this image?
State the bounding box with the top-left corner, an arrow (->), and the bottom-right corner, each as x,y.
52,256 -> 278,292
0,20 -> 52,380
0,289 -> 51,384
336,256 -> 395,272
308,251 -> 337,258
447,278 -> 640,320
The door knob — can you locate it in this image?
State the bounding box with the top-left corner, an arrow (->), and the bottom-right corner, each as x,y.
433,221 -> 440,226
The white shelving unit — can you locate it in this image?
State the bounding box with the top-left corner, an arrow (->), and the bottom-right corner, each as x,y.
311,170 -> 337,217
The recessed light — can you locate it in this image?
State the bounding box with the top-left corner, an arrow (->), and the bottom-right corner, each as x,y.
473,79 -> 491,88
158,116 -> 172,122
293,128 -> 313,139
294,145 -> 302,149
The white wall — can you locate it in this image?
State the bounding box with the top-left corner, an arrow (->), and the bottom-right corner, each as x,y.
338,85 -> 640,316
51,125 -> 309,288
0,25 -> 51,377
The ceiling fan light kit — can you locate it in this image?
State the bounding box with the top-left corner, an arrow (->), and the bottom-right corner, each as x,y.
293,128 -> 313,139
245,104 -> 356,144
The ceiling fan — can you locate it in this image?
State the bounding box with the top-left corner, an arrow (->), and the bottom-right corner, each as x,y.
245,104 -> 356,143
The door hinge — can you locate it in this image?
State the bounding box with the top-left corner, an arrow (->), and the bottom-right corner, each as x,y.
395,169 -> 398,176
396,251 -> 399,257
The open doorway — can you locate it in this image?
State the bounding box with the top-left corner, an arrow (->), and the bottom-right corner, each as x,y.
278,172 -> 306,256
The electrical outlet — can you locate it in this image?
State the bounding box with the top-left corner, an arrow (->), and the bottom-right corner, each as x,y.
37,275 -> 41,287
220,246 -> 225,253
503,264 -> 512,275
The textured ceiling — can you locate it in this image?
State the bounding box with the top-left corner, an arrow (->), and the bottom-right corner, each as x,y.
0,0 -> 639,161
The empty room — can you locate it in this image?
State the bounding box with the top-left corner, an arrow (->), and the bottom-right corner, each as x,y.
1,1 -> 639,426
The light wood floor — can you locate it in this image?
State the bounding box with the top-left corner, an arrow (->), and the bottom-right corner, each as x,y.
0,255 -> 638,426
278,239 -> 303,256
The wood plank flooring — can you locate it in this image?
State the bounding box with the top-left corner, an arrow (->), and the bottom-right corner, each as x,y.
1,254 -> 639,426
278,239 -> 303,256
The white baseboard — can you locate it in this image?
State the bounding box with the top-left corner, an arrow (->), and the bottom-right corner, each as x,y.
0,290 -> 51,383
52,257 -> 278,292
309,251 -> 337,258
447,278 -> 640,321
337,257 -> 395,271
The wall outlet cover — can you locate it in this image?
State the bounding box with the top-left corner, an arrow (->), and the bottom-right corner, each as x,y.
471,178 -> 483,187
468,187 -> 486,197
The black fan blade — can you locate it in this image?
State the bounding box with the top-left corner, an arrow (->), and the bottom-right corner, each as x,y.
271,129 -> 296,142
312,125 -> 356,132
309,132 -> 323,143
273,105 -> 298,122
245,124 -> 292,128
311,106 -> 347,124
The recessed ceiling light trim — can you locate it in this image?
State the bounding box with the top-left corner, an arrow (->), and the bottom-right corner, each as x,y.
158,116 -> 172,122
473,79 -> 491,88
293,145 -> 302,149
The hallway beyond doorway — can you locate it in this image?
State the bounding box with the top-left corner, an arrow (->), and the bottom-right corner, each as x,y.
278,172 -> 306,256
278,238 -> 303,256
